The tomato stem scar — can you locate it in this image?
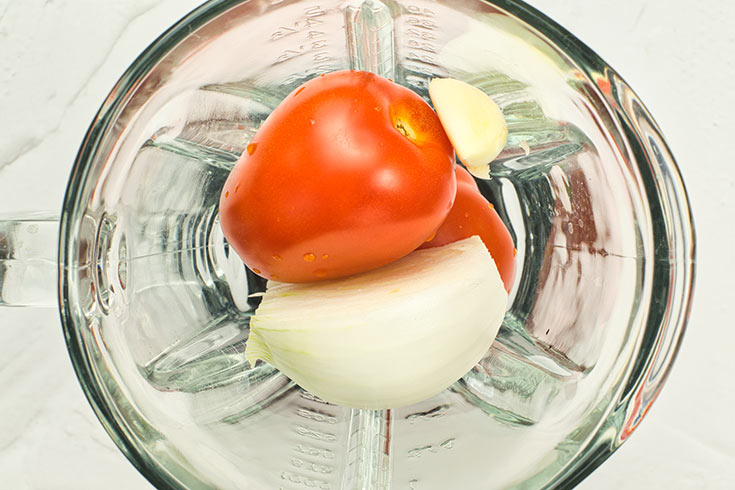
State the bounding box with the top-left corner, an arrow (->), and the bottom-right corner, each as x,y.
394,118 -> 417,141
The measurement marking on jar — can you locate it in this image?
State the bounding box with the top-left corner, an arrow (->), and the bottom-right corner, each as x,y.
299,390 -> 331,405
407,445 -> 433,458
439,438 -> 455,449
311,39 -> 328,50
407,438 -> 455,458
271,6 -> 326,40
403,4 -> 440,72
276,49 -> 304,64
291,457 -> 334,475
407,28 -> 436,41
297,407 -> 338,424
406,51 -> 437,64
281,470 -> 331,489
271,25 -> 297,41
405,404 -> 449,423
286,400 -> 338,489
406,5 -> 436,17
406,39 -> 437,53
295,443 -> 336,460
406,17 -> 438,31
305,6 -> 326,18
272,5 -> 334,73
295,425 -> 337,442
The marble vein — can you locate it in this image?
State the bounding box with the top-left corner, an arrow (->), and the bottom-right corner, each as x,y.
0,0 -> 159,173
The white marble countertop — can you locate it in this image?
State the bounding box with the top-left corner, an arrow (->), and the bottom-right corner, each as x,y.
0,0 -> 733,488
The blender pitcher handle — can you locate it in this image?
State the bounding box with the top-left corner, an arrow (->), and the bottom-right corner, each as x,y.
0,213 -> 59,308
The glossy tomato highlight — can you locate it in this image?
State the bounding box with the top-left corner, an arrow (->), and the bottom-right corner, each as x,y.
219,70 -> 456,283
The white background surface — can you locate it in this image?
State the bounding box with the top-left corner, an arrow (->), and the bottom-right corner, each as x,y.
0,0 -> 733,488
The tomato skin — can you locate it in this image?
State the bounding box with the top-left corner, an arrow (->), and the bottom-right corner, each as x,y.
421,166 -> 516,292
454,162 -> 479,190
219,70 -> 456,283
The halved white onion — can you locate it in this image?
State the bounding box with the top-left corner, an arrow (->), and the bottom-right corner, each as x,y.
245,236 -> 507,409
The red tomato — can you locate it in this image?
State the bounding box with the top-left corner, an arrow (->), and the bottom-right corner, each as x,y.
421,166 -> 516,292
454,162 -> 479,190
219,70 -> 456,283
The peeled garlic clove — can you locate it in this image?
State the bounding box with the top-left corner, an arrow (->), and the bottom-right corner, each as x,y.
245,236 -> 508,409
429,78 -> 508,179
466,164 -> 490,180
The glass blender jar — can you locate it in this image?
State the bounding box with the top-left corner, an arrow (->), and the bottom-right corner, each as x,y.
0,0 -> 695,488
